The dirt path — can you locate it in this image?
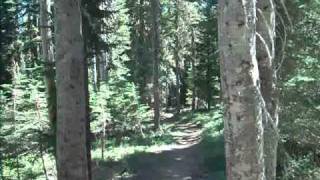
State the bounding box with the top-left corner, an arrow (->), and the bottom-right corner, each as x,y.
93,114 -> 225,180
119,120 -> 207,180
93,109 -> 230,180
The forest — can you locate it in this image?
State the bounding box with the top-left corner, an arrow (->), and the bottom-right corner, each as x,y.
0,0 -> 319,179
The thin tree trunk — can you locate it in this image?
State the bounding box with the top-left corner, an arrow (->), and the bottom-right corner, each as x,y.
181,58 -> 188,106
82,5 -> 93,179
256,0 -> 278,179
92,56 -> 98,92
35,97 -> 49,180
85,58 -> 92,180
12,61 -> 20,180
101,120 -> 106,159
191,29 -> 196,111
151,0 -> 161,130
174,52 -> 181,114
218,0 -> 265,179
174,0 -> 181,114
55,0 -> 90,179
206,49 -> 212,111
99,53 -> 107,82
40,142 -> 49,180
136,0 -> 148,104
166,82 -> 170,110
39,0 -> 57,155
95,49 -> 101,91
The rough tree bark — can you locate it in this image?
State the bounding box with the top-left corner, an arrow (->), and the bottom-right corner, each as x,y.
151,0 -> 161,130
55,0 -> 90,179
256,0 -> 279,179
39,0 -> 57,153
218,0 -> 265,179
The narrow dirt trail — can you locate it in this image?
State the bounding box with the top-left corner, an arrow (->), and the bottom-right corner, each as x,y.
121,120 -> 207,180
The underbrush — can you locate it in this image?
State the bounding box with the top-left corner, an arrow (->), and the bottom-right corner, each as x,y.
278,146 -> 320,180
279,155 -> 320,180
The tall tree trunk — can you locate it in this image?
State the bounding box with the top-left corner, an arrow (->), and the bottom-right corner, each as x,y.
135,0 -> 149,104
92,56 -> 98,92
55,0 -> 90,179
218,0 -> 265,179
12,61 -> 20,180
206,49 -> 212,111
174,0 -> 181,114
99,52 -> 108,81
181,61 -> 188,106
81,3 -> 93,178
191,29 -> 196,111
96,55 -> 101,91
174,52 -> 181,114
95,46 -> 102,91
85,57 -> 92,180
256,0 -> 278,179
151,0 -> 161,130
39,0 -> 57,154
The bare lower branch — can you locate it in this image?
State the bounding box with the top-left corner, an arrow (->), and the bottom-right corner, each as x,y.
256,32 -> 272,65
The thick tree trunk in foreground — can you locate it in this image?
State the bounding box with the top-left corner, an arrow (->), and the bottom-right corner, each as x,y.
55,0 -> 89,179
256,0 -> 279,179
218,0 -> 265,179
151,0 -> 161,130
40,0 -> 57,152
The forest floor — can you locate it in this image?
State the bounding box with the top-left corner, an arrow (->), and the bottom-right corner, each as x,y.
92,110 -> 226,180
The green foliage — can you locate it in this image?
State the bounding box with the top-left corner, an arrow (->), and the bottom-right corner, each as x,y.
281,155 -> 320,180
277,1 -> 320,178
160,0 -> 220,108
189,107 -> 225,178
88,0 -> 152,144
192,1 -> 219,107
0,0 -> 17,85
90,81 -> 151,139
0,65 -> 55,179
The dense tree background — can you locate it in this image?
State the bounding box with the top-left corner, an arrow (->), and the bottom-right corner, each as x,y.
0,0 -> 319,179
